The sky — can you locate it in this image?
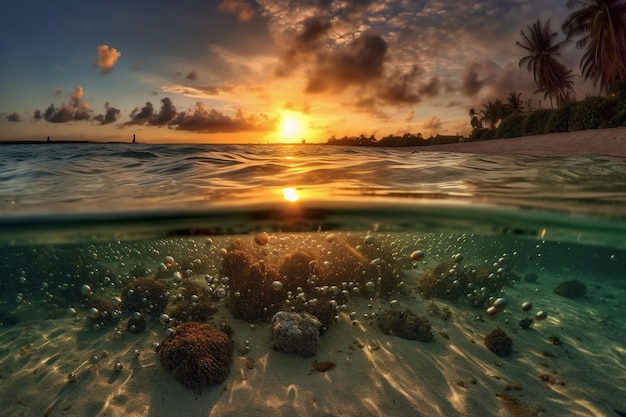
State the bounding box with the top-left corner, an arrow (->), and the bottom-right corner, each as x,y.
0,0 -> 598,144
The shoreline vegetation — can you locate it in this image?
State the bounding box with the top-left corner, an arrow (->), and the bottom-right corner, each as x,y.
321,82 -> 626,149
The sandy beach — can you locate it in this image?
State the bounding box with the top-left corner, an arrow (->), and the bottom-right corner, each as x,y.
413,127 -> 626,157
1,231 -> 625,417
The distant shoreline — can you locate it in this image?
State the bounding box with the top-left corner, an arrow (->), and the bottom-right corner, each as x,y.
2,126 -> 625,156
0,140 -> 136,145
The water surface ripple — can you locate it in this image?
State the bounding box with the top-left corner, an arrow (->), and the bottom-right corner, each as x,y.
1,143 -> 625,217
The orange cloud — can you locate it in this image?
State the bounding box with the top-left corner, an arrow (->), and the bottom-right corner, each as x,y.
97,45 -> 121,74
218,0 -> 254,22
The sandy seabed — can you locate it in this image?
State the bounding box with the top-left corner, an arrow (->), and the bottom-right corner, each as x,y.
1,247 -> 625,417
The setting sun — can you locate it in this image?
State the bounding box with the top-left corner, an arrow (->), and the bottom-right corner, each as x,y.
280,113 -> 305,141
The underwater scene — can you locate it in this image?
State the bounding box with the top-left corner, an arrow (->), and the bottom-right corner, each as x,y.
1,144 -> 625,417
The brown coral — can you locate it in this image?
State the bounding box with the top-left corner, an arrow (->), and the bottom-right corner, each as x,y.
168,281 -> 217,323
278,251 -> 317,292
85,296 -> 119,326
417,262 -> 513,304
223,249 -> 283,321
376,308 -> 433,342
484,328 -> 513,357
159,322 -> 233,390
122,278 -> 168,319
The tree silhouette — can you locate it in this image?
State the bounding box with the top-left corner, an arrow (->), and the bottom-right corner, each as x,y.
506,91 -> 525,112
562,0 -> 626,94
517,18 -> 571,107
481,100 -> 504,129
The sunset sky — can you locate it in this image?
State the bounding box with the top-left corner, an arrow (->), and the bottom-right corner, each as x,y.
0,0 -> 598,144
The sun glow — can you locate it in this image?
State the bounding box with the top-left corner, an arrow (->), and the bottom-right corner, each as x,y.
283,187 -> 299,202
280,113 -> 305,141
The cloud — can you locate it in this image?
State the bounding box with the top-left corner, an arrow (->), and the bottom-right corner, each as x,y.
461,62 -> 485,97
378,65 -> 421,104
6,112 -> 21,122
296,16 -> 331,46
185,70 -> 198,80
352,97 -> 390,120
284,101 -> 311,114
97,45 -> 121,74
305,32 -> 388,93
404,109 -> 414,122
423,116 -> 442,132
42,86 -> 92,123
127,102 -> 155,125
161,83 -> 261,99
126,98 -> 177,127
418,77 -> 441,98
93,102 -> 121,125
461,59 -> 535,102
276,17 -> 332,77
218,0 -> 255,22
171,102 -> 279,133
150,97 -> 177,126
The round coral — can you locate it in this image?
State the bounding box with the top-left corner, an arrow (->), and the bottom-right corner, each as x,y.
377,308 -> 433,342
122,278 -> 168,319
159,322 -> 233,389
484,328 -> 513,357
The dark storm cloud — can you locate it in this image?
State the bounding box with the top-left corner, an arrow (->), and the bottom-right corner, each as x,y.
150,98 -> 177,126
461,62 -> 485,97
378,65 -> 422,104
6,112 -> 21,122
418,77 -> 441,98
93,103 -> 121,125
461,60 -> 533,101
127,102 -> 155,125
185,70 -> 198,80
125,98 -> 176,127
171,102 -> 279,133
305,33 -> 388,93
44,104 -> 73,123
352,97 -> 390,120
276,17 -> 331,77
123,98 -> 277,133
296,17 -> 331,46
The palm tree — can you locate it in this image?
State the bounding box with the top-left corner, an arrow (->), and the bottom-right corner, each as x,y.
517,18 -> 570,107
481,100 -> 503,129
535,66 -> 577,106
506,91 -> 525,112
562,0 -> 626,94
469,108 -> 482,128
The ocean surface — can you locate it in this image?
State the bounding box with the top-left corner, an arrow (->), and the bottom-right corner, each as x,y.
1,142 -> 626,416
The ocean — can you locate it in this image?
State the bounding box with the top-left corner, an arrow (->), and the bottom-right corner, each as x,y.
1,143 -> 625,417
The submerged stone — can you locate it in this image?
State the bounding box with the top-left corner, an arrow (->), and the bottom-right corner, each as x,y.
271,311 -> 322,357
554,280 -> 587,298
377,308 -> 433,342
